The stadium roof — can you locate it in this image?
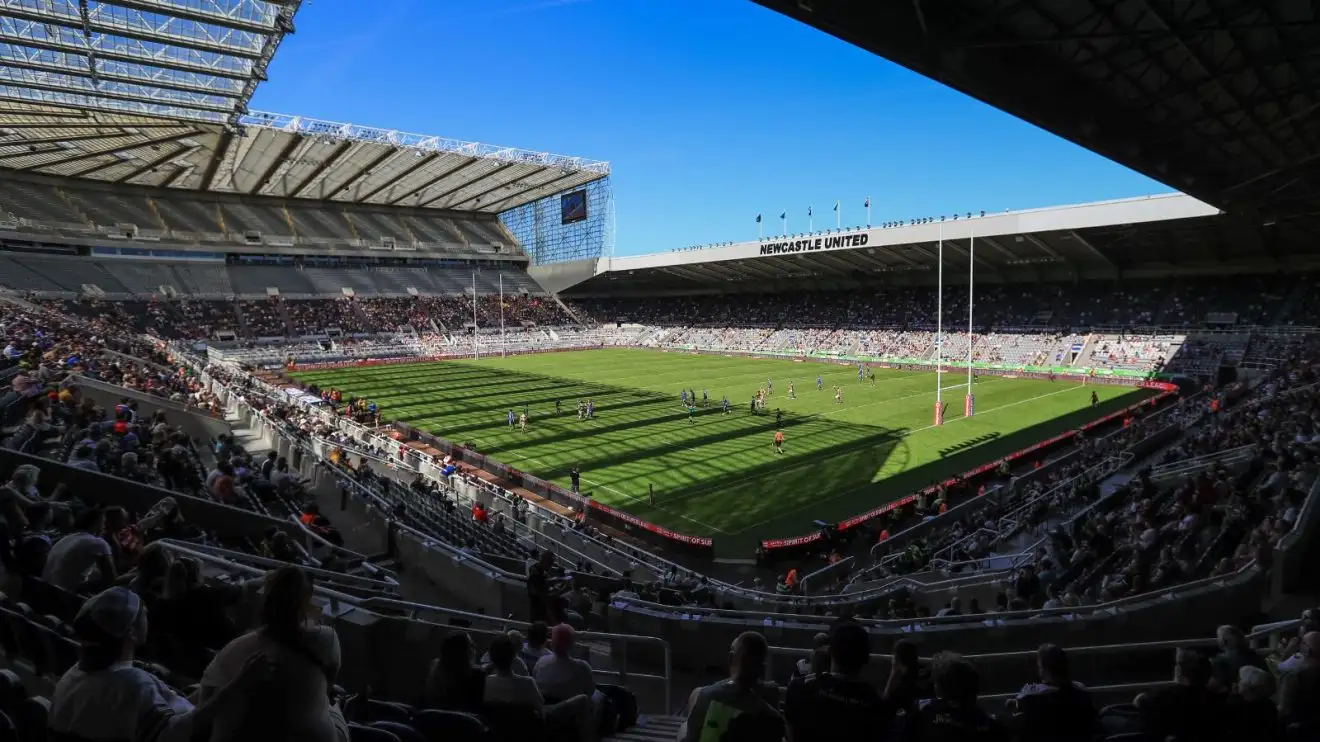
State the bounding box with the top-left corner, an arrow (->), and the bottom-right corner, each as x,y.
571,193 -> 1320,293
752,0 -> 1320,223
0,0 -> 300,126
0,100 -> 610,211
0,0 -> 609,213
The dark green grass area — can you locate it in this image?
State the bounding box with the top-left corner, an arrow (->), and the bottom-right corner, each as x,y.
291,349 -> 1149,555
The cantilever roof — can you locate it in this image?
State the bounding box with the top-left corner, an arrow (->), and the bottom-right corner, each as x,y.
752,0 -> 1320,223
0,0 -> 301,125
0,100 -> 610,212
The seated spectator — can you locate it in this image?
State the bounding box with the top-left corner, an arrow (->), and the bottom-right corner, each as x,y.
533,624 -> 596,703
1010,644 -> 1095,742
1228,665 -> 1281,741
479,629 -> 529,677
200,565 -> 348,742
485,634 -> 594,741
682,631 -> 784,742
1134,647 -> 1225,741
521,621 -> 552,670
43,507 -> 116,592
916,652 -> 1007,741
1279,631 -> 1320,731
784,622 -> 887,742
1211,624 -> 1267,691
50,586 -> 265,742
68,444 -> 101,472
883,637 -> 929,722
422,632 -> 486,714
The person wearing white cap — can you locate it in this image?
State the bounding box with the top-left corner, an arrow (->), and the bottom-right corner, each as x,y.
50,586 -> 270,742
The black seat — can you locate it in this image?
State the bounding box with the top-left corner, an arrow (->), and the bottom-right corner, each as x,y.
0,670 -> 23,719
348,724 -> 400,742
14,696 -> 48,742
481,704 -> 552,742
369,722 -> 426,742
365,699 -> 416,724
412,709 -> 488,742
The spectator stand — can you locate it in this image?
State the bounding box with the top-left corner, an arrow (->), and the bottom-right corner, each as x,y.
198,348 -> 1309,652
197,373 -> 679,712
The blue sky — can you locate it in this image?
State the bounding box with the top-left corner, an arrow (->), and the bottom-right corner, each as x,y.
252,0 -> 1170,256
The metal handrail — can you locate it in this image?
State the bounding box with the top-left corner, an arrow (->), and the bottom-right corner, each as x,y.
360,597 -> 673,711
1149,443 -> 1258,481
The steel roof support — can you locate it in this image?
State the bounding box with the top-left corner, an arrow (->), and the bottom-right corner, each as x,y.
0,54 -> 244,98
0,74 -> 232,114
0,5 -> 265,60
250,130 -> 302,193
447,165 -> 549,210
198,128 -> 231,189
418,162 -> 518,208
0,86 -> 220,122
113,140 -> 195,182
355,152 -> 438,203
478,171 -> 578,212
14,127 -> 195,170
329,147 -> 399,199
287,139 -> 352,197
0,30 -> 252,80
1067,230 -> 1117,270
104,0 -> 280,35
385,158 -> 482,206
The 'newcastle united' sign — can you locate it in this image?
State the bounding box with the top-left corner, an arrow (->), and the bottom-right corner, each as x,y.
759,230 -> 870,256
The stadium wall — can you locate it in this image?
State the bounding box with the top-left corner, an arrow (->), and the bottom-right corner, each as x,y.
526,257 -> 600,294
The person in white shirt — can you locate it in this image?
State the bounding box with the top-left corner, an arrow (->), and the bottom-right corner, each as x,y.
487,635 -> 594,742
200,565 -> 348,742
533,624 -> 596,702
43,508 -> 116,592
50,586 -> 267,742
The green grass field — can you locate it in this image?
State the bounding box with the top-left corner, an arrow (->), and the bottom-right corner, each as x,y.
290,349 -> 1149,555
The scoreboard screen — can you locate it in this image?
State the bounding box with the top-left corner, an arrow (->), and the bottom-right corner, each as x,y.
560,190 -> 588,224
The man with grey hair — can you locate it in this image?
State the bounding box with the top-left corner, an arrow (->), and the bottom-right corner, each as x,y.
1279,631 -> 1320,731
1211,624 -> 1267,691
1226,666 -> 1280,740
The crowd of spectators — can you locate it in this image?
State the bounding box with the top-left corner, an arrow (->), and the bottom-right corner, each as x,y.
7,289 -> 1320,742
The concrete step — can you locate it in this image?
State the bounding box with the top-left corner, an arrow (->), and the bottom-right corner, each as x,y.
606,715 -> 683,742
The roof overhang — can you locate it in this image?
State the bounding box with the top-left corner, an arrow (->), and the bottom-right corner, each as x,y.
0,100 -> 608,211
751,0 -> 1320,223
0,0 -> 302,126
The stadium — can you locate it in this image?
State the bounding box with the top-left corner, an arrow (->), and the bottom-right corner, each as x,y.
0,1 -> 1318,741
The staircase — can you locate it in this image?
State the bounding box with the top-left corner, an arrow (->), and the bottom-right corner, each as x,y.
552,294 -> 590,327
52,187 -> 92,226
1071,333 -> 1098,367
605,716 -> 683,742
276,300 -> 296,336
144,196 -> 168,230
233,301 -> 250,337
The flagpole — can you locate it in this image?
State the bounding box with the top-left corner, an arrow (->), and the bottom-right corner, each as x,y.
471,272 -> 478,360
866,198 -> 872,227
499,272 -> 506,359
836,201 -> 841,229
782,213 -> 787,236
809,207 -> 813,233
935,223 -> 943,425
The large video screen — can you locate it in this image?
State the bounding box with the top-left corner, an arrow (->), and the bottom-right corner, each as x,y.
560,190 -> 588,225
